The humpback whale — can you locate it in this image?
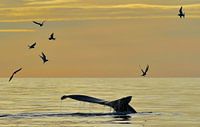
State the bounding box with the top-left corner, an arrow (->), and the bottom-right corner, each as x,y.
61,95 -> 137,114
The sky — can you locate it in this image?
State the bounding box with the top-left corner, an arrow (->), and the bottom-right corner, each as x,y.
0,0 -> 200,77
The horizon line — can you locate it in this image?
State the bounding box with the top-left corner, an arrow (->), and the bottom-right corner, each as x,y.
0,76 -> 200,78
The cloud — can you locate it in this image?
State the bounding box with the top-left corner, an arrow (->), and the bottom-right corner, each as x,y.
1,3 -> 200,11
25,0 -> 78,5
1,15 -> 200,23
0,3 -> 200,22
103,4 -> 200,9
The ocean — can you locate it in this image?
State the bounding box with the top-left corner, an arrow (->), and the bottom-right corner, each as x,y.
0,78 -> 199,127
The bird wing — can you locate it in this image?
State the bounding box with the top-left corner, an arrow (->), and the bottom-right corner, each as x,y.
39,55 -> 45,63
9,73 -> 14,82
39,55 -> 43,59
51,33 -> 54,38
139,65 -> 145,73
179,6 -> 183,13
33,21 -> 41,25
29,42 -> 36,48
14,68 -> 22,74
42,52 -> 45,57
141,69 -> 145,74
32,42 -> 36,47
42,52 -> 47,59
9,68 -> 22,82
145,65 -> 149,73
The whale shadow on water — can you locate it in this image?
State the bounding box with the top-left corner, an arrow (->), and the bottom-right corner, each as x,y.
0,112 -> 158,125
0,112 -> 156,119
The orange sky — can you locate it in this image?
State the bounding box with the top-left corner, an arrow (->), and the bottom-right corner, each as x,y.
0,0 -> 200,77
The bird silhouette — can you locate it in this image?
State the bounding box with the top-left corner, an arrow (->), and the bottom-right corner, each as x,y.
32,21 -> 45,27
9,68 -> 22,82
40,52 -> 48,63
140,65 -> 149,77
28,42 -> 36,49
178,6 -> 185,18
49,33 -> 56,40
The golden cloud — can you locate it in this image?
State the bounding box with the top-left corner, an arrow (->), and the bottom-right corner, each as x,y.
0,3 -> 200,21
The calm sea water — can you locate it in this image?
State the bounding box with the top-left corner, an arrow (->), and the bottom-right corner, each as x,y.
0,78 -> 199,127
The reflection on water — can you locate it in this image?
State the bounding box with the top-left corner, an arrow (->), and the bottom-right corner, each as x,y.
112,115 -> 132,124
0,112 -> 132,119
0,78 -> 199,127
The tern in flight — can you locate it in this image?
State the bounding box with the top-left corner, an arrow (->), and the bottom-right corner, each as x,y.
28,42 -> 36,49
9,68 -> 22,82
49,33 -> 56,40
178,6 -> 185,18
40,52 -> 48,63
140,65 -> 149,77
32,21 -> 45,27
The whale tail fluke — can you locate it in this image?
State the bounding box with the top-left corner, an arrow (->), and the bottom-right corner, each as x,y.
61,95 -> 107,105
107,96 -> 137,113
61,95 -> 137,114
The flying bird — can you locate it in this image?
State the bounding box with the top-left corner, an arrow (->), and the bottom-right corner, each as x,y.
49,33 -> 56,40
9,68 -> 22,82
40,52 -> 48,63
32,21 -> 45,27
28,42 -> 36,49
140,65 -> 149,77
178,6 -> 185,18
